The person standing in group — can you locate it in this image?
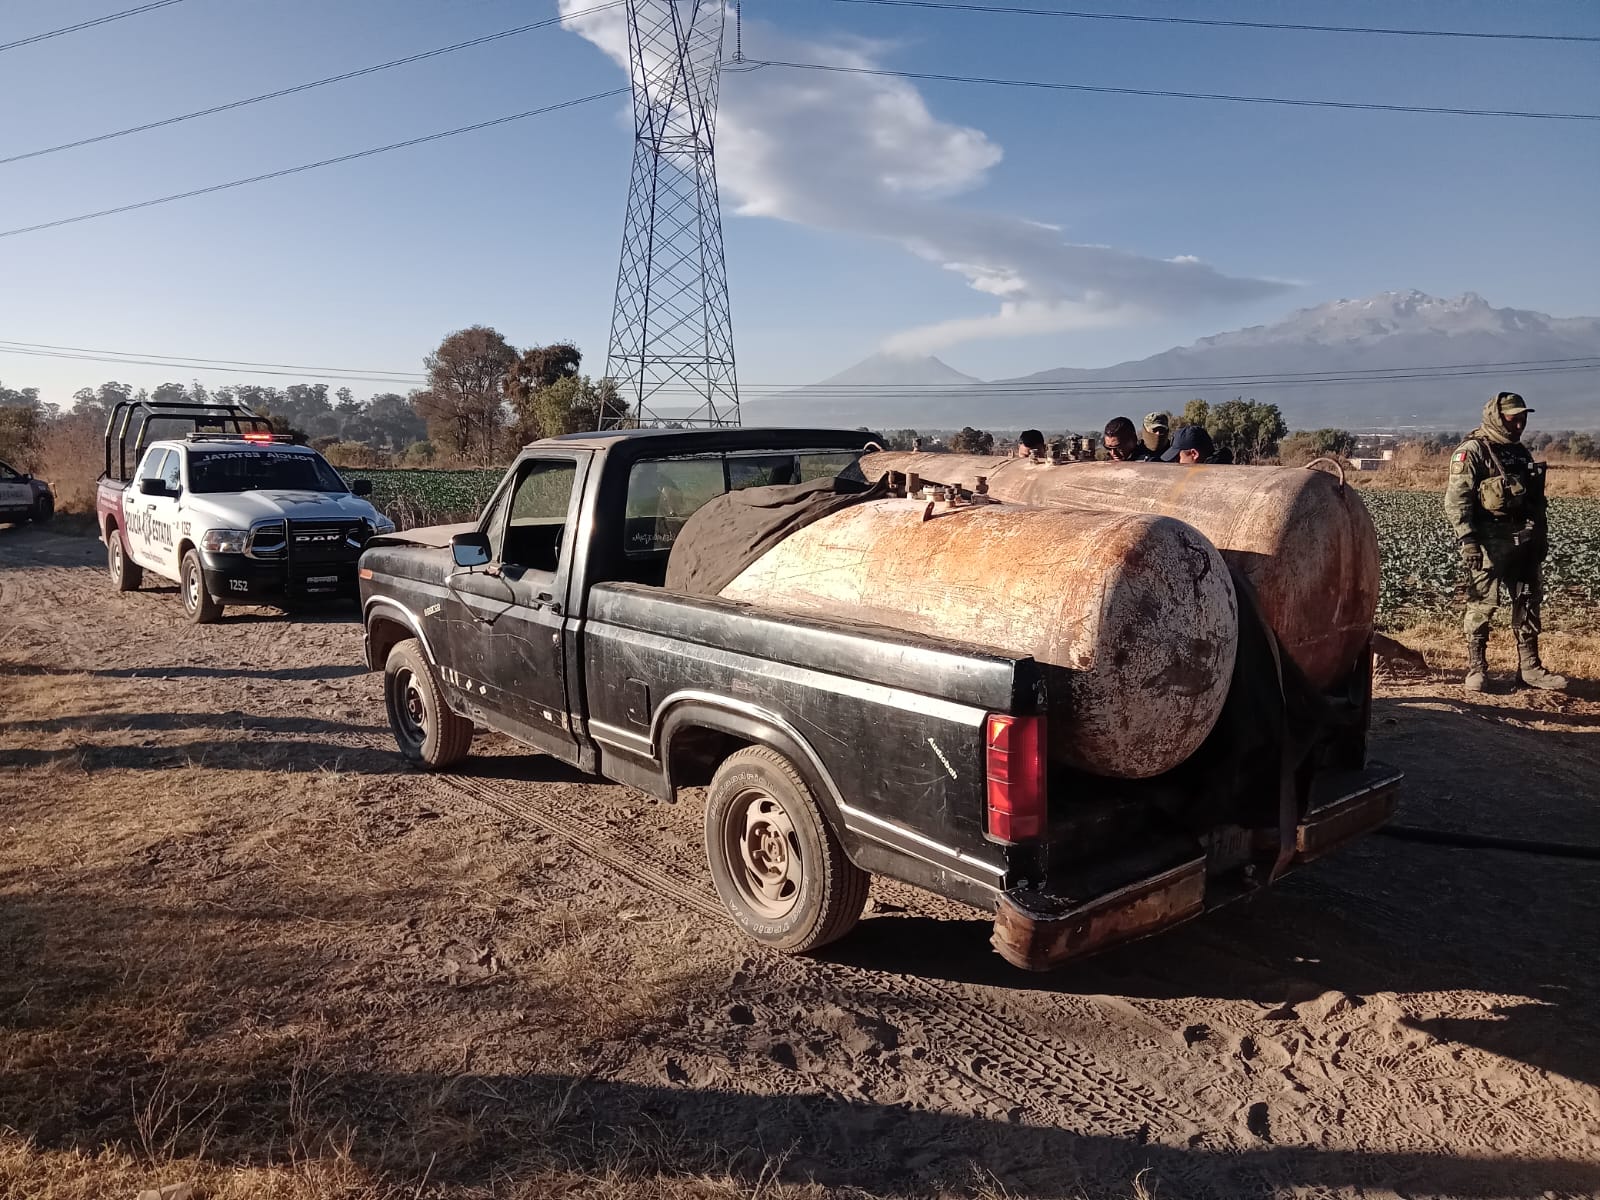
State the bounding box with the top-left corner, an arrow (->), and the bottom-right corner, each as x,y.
1142,413 -> 1171,457
1102,417 -> 1154,461
1161,425 -> 1218,464
1443,392 -> 1565,693
1016,429 -> 1046,459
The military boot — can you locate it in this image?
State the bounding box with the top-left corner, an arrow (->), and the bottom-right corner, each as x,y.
1463,635 -> 1489,693
1516,638 -> 1568,691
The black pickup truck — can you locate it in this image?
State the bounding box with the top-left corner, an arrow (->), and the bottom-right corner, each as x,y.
358,428 -> 1401,970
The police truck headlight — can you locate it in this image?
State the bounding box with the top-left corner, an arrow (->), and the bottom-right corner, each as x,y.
371,514 -> 396,534
201,529 -> 250,554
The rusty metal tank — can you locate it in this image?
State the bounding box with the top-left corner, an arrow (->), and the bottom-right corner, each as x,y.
860,452 -> 1379,690
720,497 -> 1238,780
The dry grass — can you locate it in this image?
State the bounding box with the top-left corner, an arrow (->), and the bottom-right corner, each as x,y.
1348,443 -> 1600,498
35,411 -> 105,513
1378,616 -> 1600,679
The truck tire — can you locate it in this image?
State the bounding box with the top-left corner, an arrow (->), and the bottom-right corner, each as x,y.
384,637 -> 473,768
181,549 -> 224,624
33,495 -> 53,522
705,746 -> 869,954
108,529 -> 143,591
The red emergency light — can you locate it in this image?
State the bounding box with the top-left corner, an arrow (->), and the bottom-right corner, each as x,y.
985,713 -> 1046,843
242,431 -> 275,443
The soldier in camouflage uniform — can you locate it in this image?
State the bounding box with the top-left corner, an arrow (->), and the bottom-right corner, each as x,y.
1443,392 -> 1566,693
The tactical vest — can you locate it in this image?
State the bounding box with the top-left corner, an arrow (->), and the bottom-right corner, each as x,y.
1474,438 -> 1544,520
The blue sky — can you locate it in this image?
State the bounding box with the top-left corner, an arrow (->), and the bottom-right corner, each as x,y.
2,0 -> 1597,406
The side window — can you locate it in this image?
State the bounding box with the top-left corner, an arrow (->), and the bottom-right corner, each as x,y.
499,459 -> 577,572
0,462 -> 17,481
160,451 -> 183,494
138,449 -> 170,485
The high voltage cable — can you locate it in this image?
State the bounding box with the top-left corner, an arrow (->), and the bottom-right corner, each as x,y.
0,346 -> 423,385
820,0 -> 1600,45
0,1 -> 624,167
4,337 -> 1593,392
0,339 -> 426,381
744,58 -> 1600,121
0,0 -> 188,54
616,362 -> 1600,397
0,89 -> 628,240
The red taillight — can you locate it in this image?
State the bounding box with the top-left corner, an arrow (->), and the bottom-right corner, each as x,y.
986,713 -> 1045,843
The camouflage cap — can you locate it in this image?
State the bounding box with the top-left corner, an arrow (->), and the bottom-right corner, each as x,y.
1143,411 -> 1171,432
1494,391 -> 1533,416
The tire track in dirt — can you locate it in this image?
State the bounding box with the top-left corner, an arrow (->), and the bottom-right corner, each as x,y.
432,770 -> 1208,1141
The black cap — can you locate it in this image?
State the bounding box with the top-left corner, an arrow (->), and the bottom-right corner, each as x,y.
1161,425 -> 1214,462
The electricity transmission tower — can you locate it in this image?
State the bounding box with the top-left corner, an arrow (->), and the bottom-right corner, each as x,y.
605,0 -> 739,427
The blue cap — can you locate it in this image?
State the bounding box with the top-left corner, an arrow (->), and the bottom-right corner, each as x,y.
1161,425 -> 1215,462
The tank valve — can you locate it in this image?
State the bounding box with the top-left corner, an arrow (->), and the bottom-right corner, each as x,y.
888,471 -> 906,498
907,471 -> 923,498
973,475 -> 993,503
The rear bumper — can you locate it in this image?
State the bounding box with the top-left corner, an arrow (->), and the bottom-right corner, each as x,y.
991,761 -> 1403,970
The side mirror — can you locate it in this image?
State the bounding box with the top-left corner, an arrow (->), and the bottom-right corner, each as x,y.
451,531 -> 492,569
351,479 -> 373,497
139,477 -> 167,496
20,473 -> 31,483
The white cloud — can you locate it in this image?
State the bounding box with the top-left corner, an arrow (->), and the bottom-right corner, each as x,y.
560,3 -> 1290,353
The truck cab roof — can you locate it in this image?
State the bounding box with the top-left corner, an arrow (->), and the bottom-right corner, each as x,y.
532,426 -> 880,458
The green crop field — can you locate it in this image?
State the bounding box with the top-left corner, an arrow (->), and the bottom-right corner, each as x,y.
1361,490 -> 1600,625
348,467 -> 502,528
351,467 -> 1600,626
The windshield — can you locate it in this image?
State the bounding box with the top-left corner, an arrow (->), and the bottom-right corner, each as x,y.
187,449 -> 347,494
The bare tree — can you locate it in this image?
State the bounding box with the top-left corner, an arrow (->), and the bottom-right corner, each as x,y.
412,326 -> 516,463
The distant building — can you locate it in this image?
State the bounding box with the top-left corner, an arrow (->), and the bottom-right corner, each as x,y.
1348,457 -> 1387,471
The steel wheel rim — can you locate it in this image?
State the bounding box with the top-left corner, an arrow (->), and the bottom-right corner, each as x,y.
110,542 -> 121,579
722,787 -> 803,920
393,667 -> 427,745
185,564 -> 201,612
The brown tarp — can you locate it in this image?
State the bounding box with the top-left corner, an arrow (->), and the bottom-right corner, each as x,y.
665,475 -> 888,597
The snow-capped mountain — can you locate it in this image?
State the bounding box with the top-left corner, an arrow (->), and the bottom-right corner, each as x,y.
755,292 -> 1600,430
813,353 -> 982,388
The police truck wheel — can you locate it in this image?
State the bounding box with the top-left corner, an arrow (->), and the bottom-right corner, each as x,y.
181,550 -> 223,624
705,746 -> 869,954
108,532 -> 142,591
33,495 -> 53,522
384,638 -> 473,768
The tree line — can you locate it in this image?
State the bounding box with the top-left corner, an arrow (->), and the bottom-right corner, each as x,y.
0,325 -> 632,472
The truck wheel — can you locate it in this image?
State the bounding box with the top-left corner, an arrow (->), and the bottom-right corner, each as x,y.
108,531 -> 143,591
384,638 -> 473,768
181,549 -> 223,624
33,495 -> 53,522
705,746 -> 869,954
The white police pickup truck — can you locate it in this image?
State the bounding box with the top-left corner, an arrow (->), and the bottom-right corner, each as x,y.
97,429 -> 393,623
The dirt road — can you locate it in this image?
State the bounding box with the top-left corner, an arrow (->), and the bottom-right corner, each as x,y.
3,524 -> 1599,1199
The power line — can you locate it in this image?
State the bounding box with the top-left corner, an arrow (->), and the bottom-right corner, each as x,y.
0,346 -> 423,386
0,0 -> 188,54
0,339 -> 425,381
820,0 -> 1600,45
0,88 -> 628,240
4,338 -> 1595,392
0,0 -> 624,167
743,58 -> 1600,121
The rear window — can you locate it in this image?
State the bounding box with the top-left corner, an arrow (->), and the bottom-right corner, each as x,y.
623,450 -> 861,557
188,449 -> 346,494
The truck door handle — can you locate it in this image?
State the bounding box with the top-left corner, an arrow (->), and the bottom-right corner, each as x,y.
537,591 -> 561,615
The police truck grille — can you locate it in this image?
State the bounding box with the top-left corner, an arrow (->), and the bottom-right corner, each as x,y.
287,521 -> 368,564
